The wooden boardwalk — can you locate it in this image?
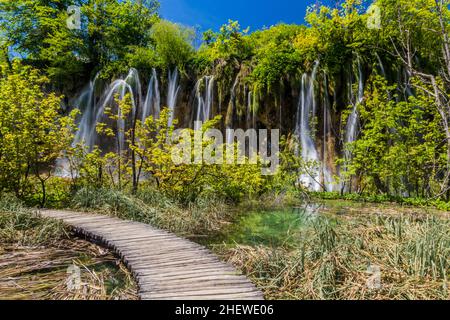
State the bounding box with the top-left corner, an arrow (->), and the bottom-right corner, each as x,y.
39,210 -> 264,300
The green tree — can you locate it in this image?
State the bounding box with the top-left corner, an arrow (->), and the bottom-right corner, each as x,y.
346,76 -> 444,197
0,62 -> 77,205
0,0 -> 160,91
150,21 -> 195,72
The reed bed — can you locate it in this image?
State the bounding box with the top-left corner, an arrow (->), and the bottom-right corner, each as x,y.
0,195 -> 137,300
215,214 -> 449,300
0,241 -> 137,300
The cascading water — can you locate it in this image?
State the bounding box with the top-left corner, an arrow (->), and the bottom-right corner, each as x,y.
73,72 -> 101,149
98,79 -> 136,153
142,69 -> 160,121
125,68 -> 142,108
193,76 -> 214,129
375,52 -> 386,78
295,62 -> 323,191
167,68 -> 180,127
345,58 -> 364,148
55,72 -> 103,177
71,68 -> 157,153
342,57 -> 365,192
226,76 -> 240,144
246,90 -> 253,129
322,73 -> 337,191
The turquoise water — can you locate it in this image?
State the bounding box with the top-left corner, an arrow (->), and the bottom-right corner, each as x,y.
209,205 -> 323,247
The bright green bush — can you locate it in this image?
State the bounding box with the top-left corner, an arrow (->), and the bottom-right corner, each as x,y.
0,62 -> 77,206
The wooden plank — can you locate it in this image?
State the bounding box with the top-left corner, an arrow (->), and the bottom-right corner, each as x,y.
131,257 -> 220,269
136,265 -> 238,277
136,272 -> 244,284
142,282 -> 257,294
140,291 -> 264,300
117,243 -> 202,253
143,287 -> 261,299
123,252 -> 213,263
138,272 -> 244,282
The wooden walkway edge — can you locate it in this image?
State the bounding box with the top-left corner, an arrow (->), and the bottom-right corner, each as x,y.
38,210 -> 264,300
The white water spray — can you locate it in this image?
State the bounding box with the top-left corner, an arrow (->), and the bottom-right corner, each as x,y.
295,62 -> 323,191
345,58 -> 364,147
194,76 -> 214,129
167,68 -> 180,127
142,68 -> 160,121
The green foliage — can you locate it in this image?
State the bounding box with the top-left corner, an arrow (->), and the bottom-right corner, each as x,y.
265,135 -> 308,196
151,21 -> 195,72
304,0 -> 367,75
343,76 -> 445,197
313,191 -> 450,211
132,109 -> 265,203
199,20 -> 252,63
72,186 -> 232,236
0,62 -> 76,206
1,0 -> 450,205
69,107 -> 268,204
250,24 -> 304,88
0,0 -> 160,89
72,187 -> 157,223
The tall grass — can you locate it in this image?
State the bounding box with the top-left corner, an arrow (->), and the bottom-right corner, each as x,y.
0,194 -> 67,246
218,214 -> 449,300
71,187 -> 232,236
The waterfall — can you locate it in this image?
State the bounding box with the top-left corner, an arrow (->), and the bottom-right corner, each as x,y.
247,90 -> 252,129
322,73 -> 336,191
58,67 -> 174,177
345,58 -> 364,147
125,68 -> 142,111
71,68 -> 165,152
57,72 -> 102,178
342,57 -> 365,192
57,70 -> 140,177
279,93 -> 282,130
253,92 -> 257,129
142,68 -> 160,122
98,79 -> 136,153
295,62 -> 322,191
375,52 -> 386,78
194,76 -> 214,129
226,76 -> 240,144
167,68 -> 180,127
73,72 -> 101,149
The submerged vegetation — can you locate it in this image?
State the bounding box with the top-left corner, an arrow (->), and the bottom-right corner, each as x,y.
0,0 -> 449,300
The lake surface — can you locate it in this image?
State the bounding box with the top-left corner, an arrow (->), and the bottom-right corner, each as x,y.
205,203 -> 326,247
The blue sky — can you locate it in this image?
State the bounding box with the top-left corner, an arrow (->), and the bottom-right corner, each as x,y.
159,0 -> 336,32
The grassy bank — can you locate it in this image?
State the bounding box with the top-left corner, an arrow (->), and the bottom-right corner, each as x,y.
0,195 -> 137,300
